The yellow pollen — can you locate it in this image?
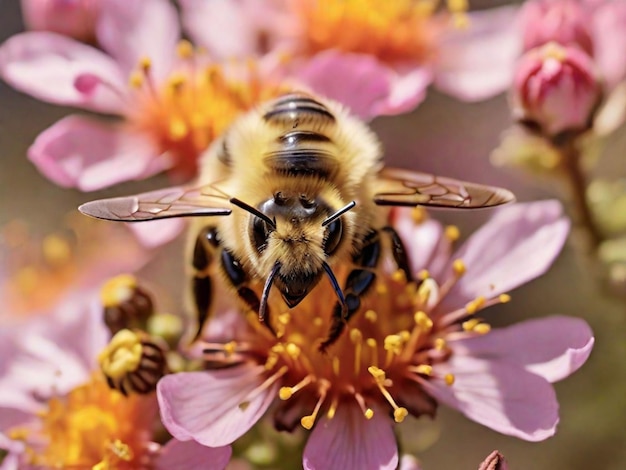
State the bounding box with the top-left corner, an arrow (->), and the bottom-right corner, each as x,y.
313,316 -> 323,327
499,293 -> 511,303
445,225 -> 461,242
286,343 -> 301,359
129,71 -> 144,88
365,309 -> 378,322
271,343 -> 285,354
399,330 -> 411,342
223,341 -> 237,357
465,296 -> 487,314
264,353 -> 278,370
177,39 -> 194,58
168,118 -> 188,140
384,334 -> 403,354
411,207 -> 427,224
167,74 -> 187,92
462,318 -> 480,331
452,259 -> 466,275
364,408 -> 374,420
332,356 -> 340,376
394,407 -> 409,423
366,338 -> 378,367
474,323 -> 492,334
278,313 -> 291,325
414,311 -> 433,330
279,375 -> 314,401
100,274 -> 137,308
417,269 -> 430,281
447,0 -> 468,12
98,329 -> 142,380
445,373 -> 455,386
139,57 -> 151,71
434,338 -> 447,350
392,269 -> 406,283
376,282 -> 388,295
414,364 -> 433,376
42,234 -> 71,266
8,427 -> 28,440
327,396 -> 339,419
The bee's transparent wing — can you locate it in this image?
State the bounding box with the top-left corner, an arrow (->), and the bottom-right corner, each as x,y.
374,168 -> 515,208
78,185 -> 232,221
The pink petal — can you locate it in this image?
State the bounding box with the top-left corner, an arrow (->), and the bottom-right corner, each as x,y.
294,51 -> 393,120
157,365 -> 277,447
434,5 -> 521,101
0,432 -> 24,470
128,219 -> 186,249
390,208 -> 450,279
0,32 -> 126,113
451,316 -> 594,383
156,439 -> 232,470
399,455 -> 423,470
28,115 -> 169,191
376,64 -> 432,116
423,355 -> 559,441
591,0 -> 626,89
443,200 -> 570,308
179,0 -> 275,59
303,404 -> 398,470
96,0 -> 180,80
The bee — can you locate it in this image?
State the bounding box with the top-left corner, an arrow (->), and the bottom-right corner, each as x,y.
79,92 -> 514,351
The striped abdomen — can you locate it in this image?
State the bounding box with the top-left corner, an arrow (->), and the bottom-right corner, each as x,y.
263,93 -> 338,178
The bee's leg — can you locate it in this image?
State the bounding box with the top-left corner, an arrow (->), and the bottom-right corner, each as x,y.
191,226 -> 220,341
381,226 -> 413,282
191,226 -> 219,341
320,229 -> 381,352
221,249 -> 276,336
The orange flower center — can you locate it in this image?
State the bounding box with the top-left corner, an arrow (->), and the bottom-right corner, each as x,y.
8,375 -> 156,469
292,0 -> 466,63
127,42 -> 287,179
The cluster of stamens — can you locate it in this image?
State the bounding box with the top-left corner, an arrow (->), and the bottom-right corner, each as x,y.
200,223 -> 511,431
125,40 -> 285,176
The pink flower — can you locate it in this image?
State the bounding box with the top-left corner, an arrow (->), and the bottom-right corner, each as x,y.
0,215 -> 160,325
0,296 -> 231,469
520,0 -> 594,55
157,200 -> 593,469
512,42 -> 602,136
519,0 -> 626,90
20,0 -> 101,42
179,0 -> 521,119
0,0 -> 286,191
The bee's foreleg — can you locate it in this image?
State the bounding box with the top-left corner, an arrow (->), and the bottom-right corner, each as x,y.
191,226 -> 220,341
319,229 -> 380,352
221,248 -> 276,336
382,226 -> 413,282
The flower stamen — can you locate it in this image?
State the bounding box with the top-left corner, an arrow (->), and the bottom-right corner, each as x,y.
368,366 -> 408,423
300,381 -> 330,430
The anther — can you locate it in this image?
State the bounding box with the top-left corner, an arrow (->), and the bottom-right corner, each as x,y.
332,356 -> 340,376
414,311 -> 433,331
279,375 -> 314,400
101,275 -> 154,335
434,338 -> 447,350
139,57 -> 152,72
364,408 -> 374,419
366,338 -> 378,367
300,382 -> 329,430
444,373 -> 455,386
465,296 -> 486,314
412,364 -> 433,376
391,269 -> 406,283
168,119 -> 188,140
417,269 -> 430,281
411,207 -> 427,224
445,225 -> 461,242
452,259 -> 466,276
473,323 -> 491,334
278,313 -> 291,325
42,234 -> 71,266
350,329 -> 363,376
286,343 -> 301,359
368,367 -> 407,423
177,39 -> 194,58
499,293 -> 511,303
365,309 -> 377,322
462,318 -> 480,331
384,334 -> 403,366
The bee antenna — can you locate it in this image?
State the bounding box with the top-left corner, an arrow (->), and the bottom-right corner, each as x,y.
322,262 -> 346,307
259,261 -> 281,325
322,201 -> 356,227
230,198 -> 276,228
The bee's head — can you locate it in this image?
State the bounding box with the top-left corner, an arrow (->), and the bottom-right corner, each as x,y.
230,192 -> 353,308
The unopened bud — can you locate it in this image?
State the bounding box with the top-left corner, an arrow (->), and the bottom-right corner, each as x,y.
101,275 -> 154,335
512,43 -> 601,137
98,329 -> 168,396
520,0 -> 593,55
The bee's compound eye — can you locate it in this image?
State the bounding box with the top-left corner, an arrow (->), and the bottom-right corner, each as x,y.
252,216 -> 273,252
323,219 -> 342,256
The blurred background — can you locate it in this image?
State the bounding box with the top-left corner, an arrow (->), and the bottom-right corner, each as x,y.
1,0 -> 625,468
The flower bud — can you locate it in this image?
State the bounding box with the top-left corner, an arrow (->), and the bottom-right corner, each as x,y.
20,0 -> 100,42
100,274 -> 154,335
520,0 -> 594,55
98,329 -> 168,396
512,43 -> 602,137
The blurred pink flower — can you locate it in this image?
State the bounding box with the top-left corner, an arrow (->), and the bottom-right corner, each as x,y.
520,0 -> 594,55
512,42 -> 601,136
157,201 -> 593,469
179,0 -> 521,119
20,0 -> 101,42
0,299 -> 231,469
0,215 -> 164,325
519,0 -> 626,89
0,0 -> 286,191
